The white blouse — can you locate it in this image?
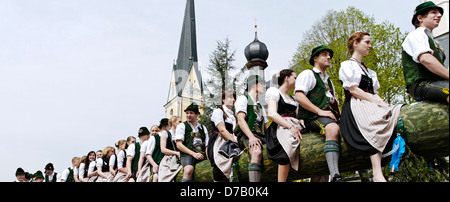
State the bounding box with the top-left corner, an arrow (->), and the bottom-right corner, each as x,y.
78,163 -> 86,179
117,150 -> 126,169
265,87 -> 299,107
339,60 -> 380,94
211,105 -> 236,130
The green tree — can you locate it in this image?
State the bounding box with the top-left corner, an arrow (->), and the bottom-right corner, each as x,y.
200,37 -> 239,132
290,6 -> 414,106
205,37 -> 237,96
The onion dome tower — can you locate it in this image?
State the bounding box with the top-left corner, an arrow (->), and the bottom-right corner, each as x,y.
244,23 -> 269,81
244,24 -> 269,69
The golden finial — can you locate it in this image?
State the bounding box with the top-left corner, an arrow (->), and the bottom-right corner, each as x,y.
254,18 -> 257,32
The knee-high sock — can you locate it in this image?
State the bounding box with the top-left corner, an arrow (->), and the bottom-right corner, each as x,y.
324,140 -> 340,178
248,163 -> 262,182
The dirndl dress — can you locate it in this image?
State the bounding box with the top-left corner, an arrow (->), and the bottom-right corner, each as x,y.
340,64 -> 402,155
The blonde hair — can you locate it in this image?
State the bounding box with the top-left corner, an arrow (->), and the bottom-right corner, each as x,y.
102,146 -> 115,157
150,125 -> 160,133
169,116 -> 181,128
72,157 -> 80,164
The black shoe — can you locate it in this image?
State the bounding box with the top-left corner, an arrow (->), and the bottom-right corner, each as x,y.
331,174 -> 344,182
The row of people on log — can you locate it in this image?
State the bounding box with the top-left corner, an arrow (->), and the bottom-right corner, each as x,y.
14,2 -> 448,183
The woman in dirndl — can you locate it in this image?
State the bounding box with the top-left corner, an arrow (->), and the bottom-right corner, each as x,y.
339,32 -> 403,182
265,69 -> 303,182
207,90 -> 242,182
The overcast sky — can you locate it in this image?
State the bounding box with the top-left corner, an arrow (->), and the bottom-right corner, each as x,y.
0,0 -> 419,181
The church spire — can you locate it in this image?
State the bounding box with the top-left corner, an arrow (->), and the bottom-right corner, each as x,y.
165,0 -> 203,118
172,0 -> 202,97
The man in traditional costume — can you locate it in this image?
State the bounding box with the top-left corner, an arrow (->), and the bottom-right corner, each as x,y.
175,103 -> 209,182
402,1 -> 448,104
295,45 -> 342,182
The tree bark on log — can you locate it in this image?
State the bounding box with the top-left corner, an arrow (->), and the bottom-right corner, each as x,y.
177,101 -> 449,182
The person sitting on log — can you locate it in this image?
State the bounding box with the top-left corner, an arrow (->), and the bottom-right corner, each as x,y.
266,69 -> 303,182
339,32 -> 403,182
207,90 -> 241,182
295,45 -> 343,182
235,75 -> 269,182
402,1 -> 448,104
175,103 -> 209,182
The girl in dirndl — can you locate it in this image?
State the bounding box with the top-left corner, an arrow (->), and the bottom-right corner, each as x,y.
207,91 -> 241,182
112,138 -> 133,182
339,32 -> 402,182
265,69 -> 303,182
158,116 -> 182,182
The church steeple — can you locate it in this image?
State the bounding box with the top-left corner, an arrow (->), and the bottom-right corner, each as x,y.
172,0 -> 201,96
165,0 -> 203,120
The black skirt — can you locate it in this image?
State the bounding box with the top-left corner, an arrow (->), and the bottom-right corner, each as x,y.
340,96 -> 394,155
266,121 -> 290,165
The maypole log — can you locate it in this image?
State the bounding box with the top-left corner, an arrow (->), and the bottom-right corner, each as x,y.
176,101 -> 448,182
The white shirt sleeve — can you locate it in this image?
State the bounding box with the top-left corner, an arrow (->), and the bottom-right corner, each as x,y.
175,122 -> 186,141
126,143 -> 135,158
402,28 -> 434,63
117,151 -> 125,169
96,158 -> 104,168
140,140 -> 149,153
88,161 -> 97,174
211,108 -> 225,127
73,167 -> 79,177
61,168 -> 69,181
339,61 -> 362,89
160,130 -> 168,138
78,163 -> 85,178
234,95 -> 248,115
109,154 -> 116,168
265,87 -> 280,103
145,136 -> 156,156
295,69 -> 316,94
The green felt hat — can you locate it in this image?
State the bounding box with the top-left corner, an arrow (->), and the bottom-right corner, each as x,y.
44,163 -> 54,170
34,170 -> 44,179
15,167 -> 25,176
184,103 -> 200,114
412,1 -> 444,26
310,45 -> 334,66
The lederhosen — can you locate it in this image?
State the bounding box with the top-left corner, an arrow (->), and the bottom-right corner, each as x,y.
266,93 -> 298,165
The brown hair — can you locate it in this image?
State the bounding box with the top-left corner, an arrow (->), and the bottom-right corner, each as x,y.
277,69 -> 295,86
347,32 -> 371,55
218,91 -> 236,119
